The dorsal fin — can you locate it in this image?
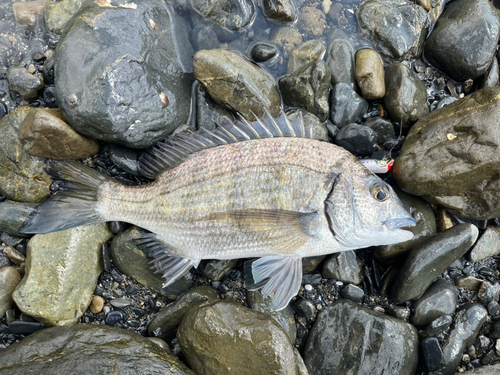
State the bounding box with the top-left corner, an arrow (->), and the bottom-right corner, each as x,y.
138,109 -> 315,179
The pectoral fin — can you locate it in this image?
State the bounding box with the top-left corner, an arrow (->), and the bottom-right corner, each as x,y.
245,255 -> 302,311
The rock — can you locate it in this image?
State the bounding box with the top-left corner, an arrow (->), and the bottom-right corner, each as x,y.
7,67 -> 44,101
421,337 -> 443,372
0,201 -> 36,237
355,48 -> 385,100
44,0 -> 83,35
194,49 -> 281,121
249,42 -> 278,63
440,304 -> 488,375
322,250 -> 364,284
411,279 -> 457,327
437,207 -> 454,232
262,0 -> 297,23
293,298 -> 316,320
302,255 -> 326,274
0,107 -> 51,203
105,311 -> 123,326
340,284 -> 364,302
416,0 -> 430,11
12,0 -> 47,27
394,87 -> 500,219
280,60 -> 330,121
469,226 -> 500,262
455,276 -> 483,293
383,63 -> 429,129
148,337 -> 171,353
421,314 -> 453,339
358,0 -> 429,62
271,26 -> 303,54
195,83 -> 235,131
330,83 -> 369,128
0,324 -> 194,374
108,144 -> 142,177
55,0 -> 194,149
480,56 -> 499,89
110,226 -> 194,297
335,124 -> 377,156
177,300 -> 297,375
391,224 -> 478,303
363,117 -> 397,148
147,285 -> 220,341
303,299 -> 419,375
3,247 -> 24,265
199,259 -> 237,281
18,108 -> 99,160
326,37 -> 357,90
424,0 -> 500,82
89,295 -> 104,314
42,86 -> 58,108
190,24 -> 219,52
8,321 -> 45,335
0,267 -> 21,319
287,40 -> 325,74
12,224 -> 112,326
189,0 -> 255,32
478,281 -> 500,304
297,7 -> 326,37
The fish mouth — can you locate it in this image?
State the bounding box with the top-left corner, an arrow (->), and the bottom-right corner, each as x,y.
383,217 -> 416,241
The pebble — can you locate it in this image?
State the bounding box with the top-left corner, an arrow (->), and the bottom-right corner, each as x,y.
7,321 -> 45,335
199,259 -> 238,281
421,337 -> 443,372
191,0 -> 255,32
262,0 -> 297,23
297,7 -> 327,36
363,117 -> 397,149
110,298 -> 131,308
455,276 -> 483,292
355,48 -> 385,100
469,226 -> 500,262
489,301 -> 500,320
89,295 -> 104,314
477,281 -> 500,304
1,232 -> 24,247
293,298 -> 316,320
105,311 -> 124,326
6,67 -> 44,101
322,251 -> 364,284
335,123 -> 377,156
326,33 -> 357,90
420,314 -> 453,339
3,246 -> 25,265
271,26 -> 303,54
411,278 -> 457,327
0,267 -> 21,319
287,40 -> 325,74
340,284 -> 364,302
330,83 -> 369,128
249,43 -> 278,63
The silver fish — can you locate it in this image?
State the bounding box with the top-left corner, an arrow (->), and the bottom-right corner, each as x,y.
20,111 -> 415,310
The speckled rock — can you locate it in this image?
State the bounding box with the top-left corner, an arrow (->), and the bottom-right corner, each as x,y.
411,279 -> 457,327
271,27 -> 303,54
0,267 -> 21,319
44,0 -> 83,34
189,0 -> 255,32
262,0 -> 296,23
12,224 -> 113,326
330,83 -> 368,128
287,40 -> 325,74
326,37 -> 357,90
355,48 -> 385,100
469,226 -> 500,262
322,251 -> 364,284
297,7 -> 326,37
0,201 -> 36,237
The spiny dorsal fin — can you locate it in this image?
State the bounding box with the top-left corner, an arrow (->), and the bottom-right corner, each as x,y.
138,109 -> 315,179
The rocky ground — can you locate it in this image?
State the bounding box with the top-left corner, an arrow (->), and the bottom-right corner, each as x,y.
1,0 -> 500,374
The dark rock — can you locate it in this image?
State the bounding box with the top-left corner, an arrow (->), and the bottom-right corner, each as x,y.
322,250 -> 364,284
302,273 -> 322,285
249,42 -> 278,63
455,276 -> 483,293
488,301 -> 500,320
7,321 -> 45,335
262,0 -> 296,23
199,259 -> 238,281
302,255 -> 326,274
477,281 -> 500,304
424,0 -> 500,81
7,67 -> 44,101
335,123 -> 377,156
109,144 -> 142,177
330,83 -> 369,128
55,0 -> 194,148
293,298 -> 316,320
394,87 -> 500,219
42,58 -> 55,85
480,56 -> 499,89
340,284 -> 364,302
195,83 -> 235,131
303,299 -> 419,375
287,40 -> 325,74
482,350 -> 500,366
189,0 -> 255,32
420,314 -> 453,339
421,337 -> 443,372
326,36 -> 357,90
436,96 -> 458,110
0,201 -> 36,237
411,278 -> 457,327
105,311 -> 124,326
469,226 -> 500,262
391,224 -> 478,303
363,117 -> 397,148
190,24 -> 219,51
355,48 -> 385,100
42,86 -> 58,108
0,267 -> 21,319
0,324 -> 194,374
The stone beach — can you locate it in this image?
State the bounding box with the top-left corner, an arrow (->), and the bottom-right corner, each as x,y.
2,0 -> 500,374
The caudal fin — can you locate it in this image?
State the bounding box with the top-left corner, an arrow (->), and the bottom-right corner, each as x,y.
19,161 -> 113,234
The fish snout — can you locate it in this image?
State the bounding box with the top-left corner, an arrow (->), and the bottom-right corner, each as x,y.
384,217 -> 416,231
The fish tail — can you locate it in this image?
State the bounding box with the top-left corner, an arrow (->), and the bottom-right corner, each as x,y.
19,161 -> 113,234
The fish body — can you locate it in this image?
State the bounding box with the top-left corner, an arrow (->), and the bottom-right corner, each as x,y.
21,112 -> 415,310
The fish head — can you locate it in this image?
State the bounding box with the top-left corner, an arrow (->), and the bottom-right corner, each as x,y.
325,170 -> 415,249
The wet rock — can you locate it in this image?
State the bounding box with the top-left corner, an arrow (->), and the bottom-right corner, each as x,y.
437,207 -> 454,232
0,107 -> 51,203
271,26 -> 303,54
340,284 -> 364,302
297,7 -> 326,37
89,295 -> 104,314
199,259 -> 238,281
3,246 -> 24,265
355,48 -> 385,100
44,0 -> 83,35
194,49 -> 281,121
178,300 -> 297,375
55,0 -> 194,148
147,285 -> 220,341
280,60 -> 330,121
108,144 -> 142,177
455,276 -> 483,293
195,83 -> 235,131
18,108 -> 99,160
303,299 -> 419,375
335,123 -> 377,156
330,83 -> 368,128
411,278 -> 457,327
480,56 -> 499,89
326,36 -> 357,90
262,0 -> 296,23
440,304 -> 488,375
469,226 -> 500,262
322,250 -> 364,284
293,298 -> 316,320
478,281 -> 500,304
383,63 -> 429,129
7,67 -> 44,101
0,201 -> 36,237
358,0 -> 429,62
421,314 -> 453,340
302,255 -> 326,274
394,87 -> 500,219
8,321 -> 45,335
421,337 -> 443,372
363,117 -> 397,148
0,324 -> 194,374
286,109 -> 329,142
189,0 -> 255,32
0,267 -> 21,319
12,224 -> 112,326
424,0 -> 500,82
190,24 -> 219,51
287,40 -> 325,74
391,224 -> 478,303
249,42 -> 278,63
12,0 -> 47,27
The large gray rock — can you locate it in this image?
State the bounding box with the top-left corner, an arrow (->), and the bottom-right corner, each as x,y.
0,324 -> 194,374
55,0 -> 194,148
394,87 -> 500,219
424,0 -> 500,82
303,299 -> 419,375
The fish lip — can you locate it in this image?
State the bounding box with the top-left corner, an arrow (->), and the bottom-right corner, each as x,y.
383,217 -> 417,231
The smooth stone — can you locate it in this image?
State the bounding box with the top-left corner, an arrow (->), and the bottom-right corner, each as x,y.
110,226 -> 194,297
110,298 -> 131,308
280,59 -> 330,121
421,337 -> 443,372
330,83 -> 369,128
262,0 -> 297,23
0,201 -> 36,238
8,321 -> 45,335
440,304 -> 488,375
7,67 -> 44,101
89,295 -> 104,314
322,250 -> 364,284
358,0 -> 429,61
18,108 -> 99,160
55,0 -> 193,148
0,107 -> 50,202
340,284 -> 364,302
0,324 -> 194,374
271,26 -> 303,54
12,0 -> 47,26
478,281 -> 500,304
411,278 -> 457,327
335,123 -> 377,156
3,247 -> 24,265
147,285 -> 220,341
438,207 -> 455,232
287,40 -> 325,74
302,255 -> 326,274
293,298 -> 316,320
0,267 -> 21,319
12,224 -> 113,327
199,259 -> 237,281
148,337 -> 171,353
189,0 -> 255,32
303,299 -> 419,375
177,300 -> 297,375
249,42 -> 278,63
195,83 -> 235,131
326,37 -> 357,90
285,109 -> 329,141
488,301 -> 500,320
355,48 -> 385,100
455,276 -> 483,292
108,144 -> 142,177
44,0 -> 83,35
105,311 -> 123,326
481,57 -> 500,89
394,87 -> 500,219
194,49 -> 281,121
363,117 -> 397,148
297,7 -> 327,37
421,314 -> 453,339
469,226 -> 500,262
383,62 -> 429,129
424,0 -> 500,81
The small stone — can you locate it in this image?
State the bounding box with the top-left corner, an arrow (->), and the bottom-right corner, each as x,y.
478,281 -> 500,304
416,0 -> 430,11
340,284 -> 364,302
496,339 -> 500,357
262,0 -> 297,23
455,276 -> 483,292
322,251 -> 364,284
386,304 -> 410,321
147,337 -> 171,353
12,0 -> 47,27
489,301 -> 500,320
0,267 -> 21,319
8,321 -> 45,335
420,314 -> 453,339
1,232 -> 24,248
293,298 -> 316,320
110,298 -> 131,308
335,124 -> 377,156
437,207 -> 454,232
330,83 -> 369,128
287,40 -> 325,74
7,67 -> 44,101
302,255 -> 326,274
249,43 -> 278,63
89,295 -> 104,314
199,259 -> 238,281
105,311 -> 124,326
470,226 -> 500,262
410,278 -> 457,327
271,27 -> 303,54
3,246 -> 25,265
297,7 -> 327,36
304,284 -> 313,291
190,0 -> 255,32
355,49 -> 385,100
421,337 -> 443,372
363,117 -> 397,148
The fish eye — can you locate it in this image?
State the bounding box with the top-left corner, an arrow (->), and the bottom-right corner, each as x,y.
370,182 -> 390,202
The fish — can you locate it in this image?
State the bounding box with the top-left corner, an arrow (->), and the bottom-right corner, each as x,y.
20,111 -> 415,311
